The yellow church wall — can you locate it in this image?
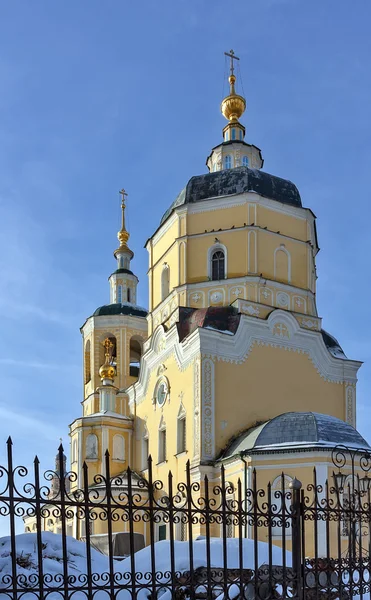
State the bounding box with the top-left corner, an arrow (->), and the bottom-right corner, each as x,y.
212,345 -> 345,456
257,205 -> 309,242
186,204 -> 248,234
151,218 -> 179,266
134,353 -> 195,482
151,243 -> 180,309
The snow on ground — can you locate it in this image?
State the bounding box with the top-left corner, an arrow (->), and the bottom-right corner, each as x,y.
0,532 -> 291,599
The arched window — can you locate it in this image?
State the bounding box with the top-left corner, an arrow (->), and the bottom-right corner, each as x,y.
161,264 -> 170,301
232,128 -> 236,140
242,156 -> 249,167
86,434 -> 98,459
72,439 -> 77,463
142,425 -> 149,470
225,130 -> 229,141
113,435 -> 125,461
127,288 -> 131,302
129,336 -> 143,378
239,130 -> 243,140
213,163 -> 217,172
158,417 -> 167,464
84,340 -> 91,384
177,405 -> 187,455
211,250 -> 225,280
117,285 -> 123,304
224,155 -> 232,170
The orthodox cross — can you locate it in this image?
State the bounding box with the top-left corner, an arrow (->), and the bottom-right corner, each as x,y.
119,188 -> 128,208
224,49 -> 240,76
103,337 -> 114,359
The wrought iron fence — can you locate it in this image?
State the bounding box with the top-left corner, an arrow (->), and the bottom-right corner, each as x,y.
0,438 -> 371,599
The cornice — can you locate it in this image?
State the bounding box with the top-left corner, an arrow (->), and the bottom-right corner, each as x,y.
128,309 -> 361,410
81,314 -> 148,337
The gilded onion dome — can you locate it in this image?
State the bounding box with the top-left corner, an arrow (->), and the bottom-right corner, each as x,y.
221,73 -> 246,123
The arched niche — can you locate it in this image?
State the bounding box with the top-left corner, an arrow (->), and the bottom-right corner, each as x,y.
112,434 -> 125,461
274,245 -> 291,283
86,433 -> 98,460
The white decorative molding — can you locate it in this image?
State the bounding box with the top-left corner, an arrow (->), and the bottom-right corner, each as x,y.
244,304 -> 260,317
276,292 -> 290,308
189,291 -> 204,305
193,359 -> 201,459
301,318 -> 318,330
259,286 -> 273,303
208,288 -> 225,305
345,384 -> 356,428
247,230 -> 257,273
127,310 -> 361,411
201,358 -> 215,460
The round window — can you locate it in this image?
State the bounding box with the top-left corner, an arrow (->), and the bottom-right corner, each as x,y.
156,381 -> 168,406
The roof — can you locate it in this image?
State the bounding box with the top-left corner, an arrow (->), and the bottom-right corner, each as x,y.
92,303 -> 147,318
160,166 -> 302,226
221,412 -> 370,459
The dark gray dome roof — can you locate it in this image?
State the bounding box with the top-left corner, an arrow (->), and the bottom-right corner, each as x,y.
160,166 -> 302,225
222,412 -> 370,459
92,303 -> 147,318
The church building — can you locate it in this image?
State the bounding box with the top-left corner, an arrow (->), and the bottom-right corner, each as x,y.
27,52 -> 370,548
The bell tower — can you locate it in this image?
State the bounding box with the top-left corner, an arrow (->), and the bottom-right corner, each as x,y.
69,189 -> 147,489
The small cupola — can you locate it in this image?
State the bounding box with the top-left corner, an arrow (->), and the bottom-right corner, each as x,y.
206,50 -> 263,173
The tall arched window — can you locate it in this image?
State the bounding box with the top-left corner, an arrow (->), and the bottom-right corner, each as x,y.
232,128 -> 236,140
113,435 -> 125,461
211,250 -> 225,280
117,285 -> 123,304
161,264 -> 170,300
224,155 -> 232,170
84,340 -> 91,384
72,439 -> 77,463
127,288 -> 131,302
242,156 -> 249,167
239,130 -> 243,140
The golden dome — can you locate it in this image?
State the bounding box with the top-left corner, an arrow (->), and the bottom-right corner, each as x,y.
99,338 -> 116,381
221,75 -> 246,122
114,188 -> 133,258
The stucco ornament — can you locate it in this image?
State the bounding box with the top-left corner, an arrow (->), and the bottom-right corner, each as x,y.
211,291 -> 223,303
273,322 -> 290,339
277,292 -> 290,308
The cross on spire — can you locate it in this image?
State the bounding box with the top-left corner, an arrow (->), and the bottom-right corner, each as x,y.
224,49 -> 240,77
119,188 -> 128,207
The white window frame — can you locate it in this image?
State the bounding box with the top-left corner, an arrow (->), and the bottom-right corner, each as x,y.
207,243 -> 228,280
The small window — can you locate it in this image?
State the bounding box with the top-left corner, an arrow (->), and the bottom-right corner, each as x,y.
242,156 -> 249,167
232,128 -> 236,140
225,130 -> 229,141
158,524 -> 167,541
177,417 -> 186,454
86,434 -> 98,459
117,285 -> 123,304
142,430 -> 149,470
224,155 -> 232,170
127,288 -> 131,302
213,163 -> 217,172
211,250 -> 225,280
84,340 -> 91,384
159,428 -> 167,463
239,130 -> 243,140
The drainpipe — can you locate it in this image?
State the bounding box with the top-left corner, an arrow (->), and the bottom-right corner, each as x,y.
240,453 -> 248,538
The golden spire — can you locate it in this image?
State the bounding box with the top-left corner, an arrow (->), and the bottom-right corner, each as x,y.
99,338 -> 116,382
114,188 -> 133,258
221,49 -> 246,123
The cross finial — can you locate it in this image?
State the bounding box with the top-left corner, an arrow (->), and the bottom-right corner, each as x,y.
224,49 -> 240,77
119,188 -> 128,207
103,337 -> 114,359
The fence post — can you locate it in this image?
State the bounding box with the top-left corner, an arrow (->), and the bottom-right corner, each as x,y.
289,477 -> 302,600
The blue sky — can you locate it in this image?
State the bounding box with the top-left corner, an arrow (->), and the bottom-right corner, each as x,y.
0,0 -> 370,480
